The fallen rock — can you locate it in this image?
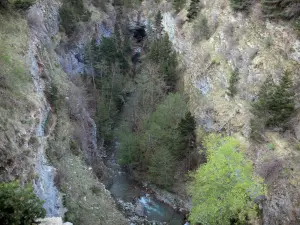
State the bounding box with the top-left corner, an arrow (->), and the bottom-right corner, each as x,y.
135,202 -> 145,217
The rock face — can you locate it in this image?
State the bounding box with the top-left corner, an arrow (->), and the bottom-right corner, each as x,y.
139,0 -> 300,224
135,202 -> 145,217
38,217 -> 73,225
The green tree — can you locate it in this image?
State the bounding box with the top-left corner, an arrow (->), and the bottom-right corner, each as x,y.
227,68 -> 239,97
148,147 -> 175,189
173,0 -> 186,12
148,34 -> 178,90
252,72 -> 295,128
0,181 -> 46,225
229,0 -> 249,11
177,111 -> 196,158
142,93 -> 188,159
187,0 -> 200,21
188,134 -> 266,225
59,0 -> 91,36
154,10 -> 163,37
262,0 -> 300,19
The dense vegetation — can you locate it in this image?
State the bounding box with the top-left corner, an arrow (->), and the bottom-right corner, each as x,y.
251,72 -> 295,140
59,0 -> 91,36
229,0 -> 250,11
0,0 -> 35,10
187,0 -> 201,21
148,34 -> 178,91
173,0 -> 186,12
115,31 -> 196,188
84,35 -> 129,143
0,181 -> 46,225
189,134 -> 266,225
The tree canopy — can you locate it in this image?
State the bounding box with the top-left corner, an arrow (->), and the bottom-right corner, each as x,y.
0,181 -> 46,225
188,134 -> 266,225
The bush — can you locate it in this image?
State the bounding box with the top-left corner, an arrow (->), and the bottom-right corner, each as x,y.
0,181 -> 46,225
192,15 -> 210,43
173,0 -> 186,12
187,0 -> 201,21
227,68 -> 239,97
262,0 -> 300,19
229,0 -> 250,11
13,0 -> 35,10
59,0 -> 91,37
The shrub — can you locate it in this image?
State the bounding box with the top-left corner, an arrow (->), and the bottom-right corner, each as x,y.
187,0 -> 201,21
262,0 -> 300,19
295,16 -> 300,31
13,0 -> 35,10
229,0 -> 250,11
173,0 -> 186,12
192,15 -> 210,43
59,0 -> 91,37
227,68 -> 239,97
0,181 -> 46,225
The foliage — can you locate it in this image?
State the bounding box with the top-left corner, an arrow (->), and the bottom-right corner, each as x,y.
173,0 -> 186,12
227,68 -> 239,97
117,93 -> 189,188
188,134 -> 266,225
142,93 -> 188,158
187,0 -> 201,21
117,127 -> 141,165
0,0 -> 35,10
252,72 -> 295,128
148,34 -> 178,90
148,147 -> 175,188
229,0 -> 250,11
85,37 -> 129,143
192,15 -> 210,43
295,16 -> 300,31
154,10 -> 163,37
0,181 -> 46,225
44,82 -> 60,111
59,0 -> 91,37
261,0 -> 300,19
177,111 -> 196,159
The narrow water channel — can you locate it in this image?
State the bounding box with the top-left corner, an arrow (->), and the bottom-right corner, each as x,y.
105,142 -> 185,224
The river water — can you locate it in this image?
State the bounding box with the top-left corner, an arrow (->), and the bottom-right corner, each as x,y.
105,144 -> 185,224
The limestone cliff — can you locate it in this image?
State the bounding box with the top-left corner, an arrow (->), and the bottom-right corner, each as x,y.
142,0 -> 300,224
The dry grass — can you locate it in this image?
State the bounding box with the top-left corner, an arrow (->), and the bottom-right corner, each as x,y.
0,12 -> 39,183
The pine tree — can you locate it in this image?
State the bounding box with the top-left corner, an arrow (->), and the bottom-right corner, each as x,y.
148,34 -> 178,90
187,0 -> 200,21
173,0 -> 186,12
229,0 -> 249,11
266,72 -> 294,126
251,72 -> 295,139
154,10 -> 163,37
177,111 -> 196,158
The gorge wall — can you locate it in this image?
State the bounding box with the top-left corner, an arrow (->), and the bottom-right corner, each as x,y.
1,0 -> 300,224
141,0 -> 300,224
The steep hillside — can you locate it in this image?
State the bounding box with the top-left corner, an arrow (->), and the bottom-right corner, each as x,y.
0,0 -> 126,224
140,0 -> 300,224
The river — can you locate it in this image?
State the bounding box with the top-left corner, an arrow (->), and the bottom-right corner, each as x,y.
105,142 -> 185,224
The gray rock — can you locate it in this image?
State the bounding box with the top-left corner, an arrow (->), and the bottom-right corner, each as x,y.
135,202 -> 145,217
